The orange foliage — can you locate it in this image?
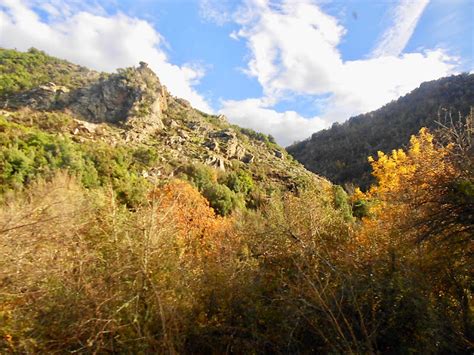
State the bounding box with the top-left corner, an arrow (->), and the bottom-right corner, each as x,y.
150,180 -> 234,261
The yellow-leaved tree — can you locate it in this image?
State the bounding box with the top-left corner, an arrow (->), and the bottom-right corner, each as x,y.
354,124 -> 473,349
356,128 -> 455,240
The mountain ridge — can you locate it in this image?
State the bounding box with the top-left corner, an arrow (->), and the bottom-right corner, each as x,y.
0,47 -> 327,213
287,73 -> 474,189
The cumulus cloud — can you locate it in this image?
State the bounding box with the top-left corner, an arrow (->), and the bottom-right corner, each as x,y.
220,98 -> 327,146
0,0 -> 212,112
217,0 -> 457,145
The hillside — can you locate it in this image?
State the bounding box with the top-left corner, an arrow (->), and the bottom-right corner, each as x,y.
0,48 -> 323,213
0,48 -> 472,354
287,73 -> 474,189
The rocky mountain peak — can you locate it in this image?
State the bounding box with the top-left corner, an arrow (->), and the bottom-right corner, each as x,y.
0,48 -> 322,192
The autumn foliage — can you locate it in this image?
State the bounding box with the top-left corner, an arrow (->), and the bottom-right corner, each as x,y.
150,180 -> 234,262
0,123 -> 472,353
353,125 -> 473,350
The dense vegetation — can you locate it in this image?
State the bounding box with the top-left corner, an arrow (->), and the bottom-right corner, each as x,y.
0,47 -> 100,97
0,110 -> 263,215
1,116 -> 472,353
287,73 -> 474,189
0,48 -> 472,353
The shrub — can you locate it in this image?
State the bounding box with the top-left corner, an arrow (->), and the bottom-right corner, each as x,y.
221,169 -> 254,195
332,185 -> 354,221
202,183 -> 243,216
180,163 -> 216,190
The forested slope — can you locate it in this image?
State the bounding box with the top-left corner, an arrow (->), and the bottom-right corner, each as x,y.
287,73 -> 474,189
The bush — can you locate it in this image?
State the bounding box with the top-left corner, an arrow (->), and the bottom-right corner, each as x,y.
202,183 -> 243,216
352,199 -> 370,218
221,169 -> 254,195
0,116 -> 150,206
332,185 -> 353,221
180,163 -> 216,190
0,47 -> 98,96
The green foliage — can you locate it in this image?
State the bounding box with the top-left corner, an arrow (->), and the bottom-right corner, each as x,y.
0,116 -> 87,191
180,163 -> 216,190
4,110 -> 75,132
0,115 -> 150,206
221,169 -> 254,195
238,126 -> 275,147
0,47 -> 98,96
202,183 -> 243,216
453,179 -> 474,201
352,199 -> 370,218
180,163 -> 247,216
332,185 -> 353,221
132,147 -> 159,166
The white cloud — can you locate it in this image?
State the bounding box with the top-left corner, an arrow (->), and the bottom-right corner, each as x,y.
234,0 -> 346,97
325,50 -> 456,121
372,0 -> 430,57
199,0 -> 232,26
219,0 -> 457,145
0,0 -> 212,112
220,98 -> 327,146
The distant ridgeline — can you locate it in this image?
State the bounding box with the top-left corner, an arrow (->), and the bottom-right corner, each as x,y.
287,73 -> 474,189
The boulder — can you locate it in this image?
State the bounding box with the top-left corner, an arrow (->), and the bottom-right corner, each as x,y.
225,139 -> 246,160
205,155 -> 226,170
242,153 -> 255,164
211,129 -> 236,141
204,139 -> 220,152
274,149 -> 284,159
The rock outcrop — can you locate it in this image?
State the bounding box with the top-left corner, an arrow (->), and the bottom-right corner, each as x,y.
1,62 -> 167,141
0,48 -> 324,194
205,129 -> 248,164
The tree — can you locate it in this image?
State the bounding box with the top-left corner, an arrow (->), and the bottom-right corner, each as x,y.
355,125 -> 473,350
150,180 -> 233,260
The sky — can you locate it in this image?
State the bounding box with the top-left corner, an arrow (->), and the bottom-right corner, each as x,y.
0,0 -> 472,146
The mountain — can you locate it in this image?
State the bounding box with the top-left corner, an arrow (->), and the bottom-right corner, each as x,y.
1,48 -> 472,354
287,73 -> 474,189
0,48 -> 325,213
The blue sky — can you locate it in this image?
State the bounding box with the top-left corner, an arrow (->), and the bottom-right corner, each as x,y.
0,0 -> 472,145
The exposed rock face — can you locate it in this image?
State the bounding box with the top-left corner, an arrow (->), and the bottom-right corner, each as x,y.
71,64 -> 166,141
68,75 -> 138,123
242,153 -> 255,164
226,139 -> 246,160
72,119 -> 99,135
204,139 -> 220,152
205,155 -> 226,170
1,63 -> 167,141
274,150 -> 284,159
211,129 -> 235,140
206,129 -> 247,162
2,82 -> 69,110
